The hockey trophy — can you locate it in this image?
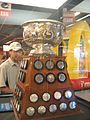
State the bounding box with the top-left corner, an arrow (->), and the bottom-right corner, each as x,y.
12,19 -> 80,120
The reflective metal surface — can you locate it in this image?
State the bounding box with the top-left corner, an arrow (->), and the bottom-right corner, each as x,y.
69,101 -> 77,110
49,104 -> 57,113
54,91 -> 62,100
65,90 -> 73,99
22,19 -> 65,55
42,92 -> 51,102
34,73 -> 44,84
38,106 -> 46,115
26,107 -> 35,116
45,60 -> 55,70
30,94 -> 38,103
58,73 -> 66,82
56,60 -> 65,70
34,60 -> 43,70
59,103 -> 67,111
46,73 -> 56,83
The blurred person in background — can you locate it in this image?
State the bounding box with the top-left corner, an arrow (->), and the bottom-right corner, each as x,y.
0,42 -> 23,93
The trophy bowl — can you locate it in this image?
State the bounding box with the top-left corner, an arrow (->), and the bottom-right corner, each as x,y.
22,19 -> 65,55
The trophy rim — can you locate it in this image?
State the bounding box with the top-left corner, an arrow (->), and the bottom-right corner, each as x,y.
22,19 -> 64,27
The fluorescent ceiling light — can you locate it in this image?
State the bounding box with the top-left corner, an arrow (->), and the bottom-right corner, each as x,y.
74,12 -> 80,16
0,0 -> 68,9
66,23 -> 74,28
76,14 -> 90,22
66,14 -> 90,27
71,0 -> 90,13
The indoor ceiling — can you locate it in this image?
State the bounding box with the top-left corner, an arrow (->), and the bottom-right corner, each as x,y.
0,0 -> 90,48
71,0 -> 90,13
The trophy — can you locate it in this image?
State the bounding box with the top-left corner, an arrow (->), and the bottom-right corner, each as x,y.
22,19 -> 64,56
12,19 -> 80,120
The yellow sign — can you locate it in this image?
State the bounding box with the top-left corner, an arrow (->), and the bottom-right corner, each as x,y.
66,21 -> 90,79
